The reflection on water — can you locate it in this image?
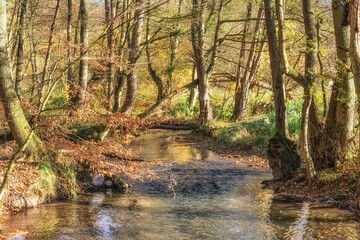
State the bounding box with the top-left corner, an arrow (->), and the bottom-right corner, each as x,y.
1,131 -> 359,239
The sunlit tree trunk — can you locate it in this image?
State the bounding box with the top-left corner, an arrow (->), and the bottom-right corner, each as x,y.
0,0 -> 40,152
121,0 -> 144,114
347,0 -> 360,222
191,0 -> 212,124
301,0 -> 317,181
75,0 -> 89,108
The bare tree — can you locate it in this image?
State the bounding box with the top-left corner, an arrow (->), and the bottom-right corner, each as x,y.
121,0 -> 144,114
191,0 -> 212,123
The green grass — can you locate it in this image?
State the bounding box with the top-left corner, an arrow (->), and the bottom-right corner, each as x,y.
196,100 -> 303,154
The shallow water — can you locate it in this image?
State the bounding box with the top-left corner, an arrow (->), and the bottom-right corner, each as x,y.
1,131 -> 359,239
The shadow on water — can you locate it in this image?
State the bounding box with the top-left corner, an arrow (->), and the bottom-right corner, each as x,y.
1,131 -> 359,239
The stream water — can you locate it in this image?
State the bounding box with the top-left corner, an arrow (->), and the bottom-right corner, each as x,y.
1,131 -> 359,239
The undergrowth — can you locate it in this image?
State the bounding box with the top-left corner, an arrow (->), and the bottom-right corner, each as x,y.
192,100 -> 303,154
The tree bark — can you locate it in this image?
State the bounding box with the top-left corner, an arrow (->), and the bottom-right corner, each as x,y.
301,0 -> 318,181
191,0 -> 212,124
75,0 -> 89,109
322,0 -> 355,169
264,0 -> 288,137
14,0 -> 29,98
121,0 -> 144,114
276,0 -> 321,175
347,0 -> 360,222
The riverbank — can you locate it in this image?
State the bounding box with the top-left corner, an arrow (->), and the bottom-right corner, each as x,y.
1,119 -> 358,218
190,123 -> 358,216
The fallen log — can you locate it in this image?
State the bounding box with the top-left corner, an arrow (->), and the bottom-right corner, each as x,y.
149,123 -> 197,130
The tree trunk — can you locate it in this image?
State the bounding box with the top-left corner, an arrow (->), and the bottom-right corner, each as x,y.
39,0 -> 60,103
121,0 -> 144,114
316,18 -> 328,117
191,0 -> 212,124
264,0 -> 288,137
75,0 -> 89,109
145,1 -> 164,103
301,0 -> 318,180
231,2 -> 252,121
167,0 -> 183,95
113,0 -> 127,113
67,0 -> 74,99
265,0 -> 299,181
106,0 -> 115,110
189,65 -> 198,110
347,0 -> 360,222
14,0 -> 29,98
321,0 -> 355,169
232,7 -> 264,121
112,72 -> 125,113
0,0 -> 40,152
276,0 -> 322,173
30,27 -> 40,102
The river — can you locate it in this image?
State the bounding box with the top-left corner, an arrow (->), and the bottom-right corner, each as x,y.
0,131 -> 359,239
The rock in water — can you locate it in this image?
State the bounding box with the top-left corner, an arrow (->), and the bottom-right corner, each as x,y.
92,174 -> 104,186
267,136 -> 300,181
105,180 -> 113,187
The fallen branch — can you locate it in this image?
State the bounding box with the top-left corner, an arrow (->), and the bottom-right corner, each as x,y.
148,124 -> 197,130
139,79 -> 199,119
